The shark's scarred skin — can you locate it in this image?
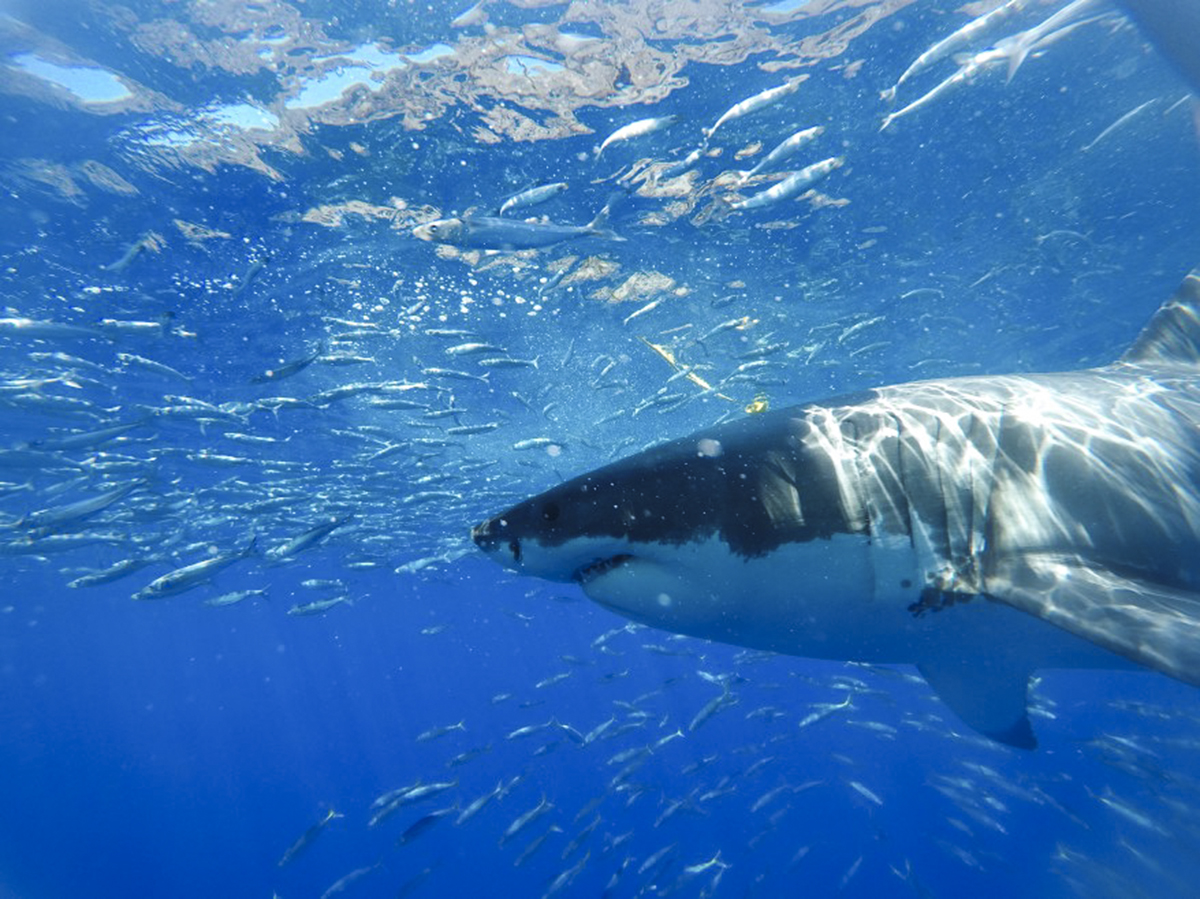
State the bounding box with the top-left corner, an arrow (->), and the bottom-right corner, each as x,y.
473,268 -> 1200,748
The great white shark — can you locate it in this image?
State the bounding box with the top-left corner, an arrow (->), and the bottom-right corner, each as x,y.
472,268 -> 1200,747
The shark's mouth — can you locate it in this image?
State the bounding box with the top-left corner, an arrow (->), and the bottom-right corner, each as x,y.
573,554 -> 634,585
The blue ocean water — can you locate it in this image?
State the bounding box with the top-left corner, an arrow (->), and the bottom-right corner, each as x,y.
2,1 -> 1199,897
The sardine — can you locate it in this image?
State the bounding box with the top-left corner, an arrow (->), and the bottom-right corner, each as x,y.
727,157 -> 844,211
705,80 -> 803,142
498,182 -> 568,215
265,514 -> 353,563
738,126 -> 824,181
596,115 -> 679,157
133,537 -> 257,600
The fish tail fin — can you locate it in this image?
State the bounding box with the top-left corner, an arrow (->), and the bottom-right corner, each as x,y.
879,86 -> 896,104
587,198 -> 626,242
589,225 -> 625,242
709,196 -> 735,222
1004,37 -> 1031,84
586,206 -> 610,231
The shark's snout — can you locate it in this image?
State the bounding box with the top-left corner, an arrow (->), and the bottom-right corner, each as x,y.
471,516 -> 520,563
469,517 -> 498,552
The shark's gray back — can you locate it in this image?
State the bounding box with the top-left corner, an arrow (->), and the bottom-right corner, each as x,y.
822,272 -> 1200,686
833,368 -> 1200,590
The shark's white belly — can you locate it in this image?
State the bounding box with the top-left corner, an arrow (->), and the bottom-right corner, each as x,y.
577,534 -> 1130,673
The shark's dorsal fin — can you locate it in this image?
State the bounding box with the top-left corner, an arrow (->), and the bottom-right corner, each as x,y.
1120,268 -> 1200,366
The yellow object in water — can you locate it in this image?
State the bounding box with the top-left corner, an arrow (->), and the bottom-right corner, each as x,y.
745,394 -> 769,414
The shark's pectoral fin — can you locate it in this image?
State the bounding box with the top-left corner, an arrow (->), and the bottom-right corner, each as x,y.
918,659 -> 1036,749
987,553 -> 1200,687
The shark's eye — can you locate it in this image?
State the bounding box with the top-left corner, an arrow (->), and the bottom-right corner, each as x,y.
541,502 -> 560,522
